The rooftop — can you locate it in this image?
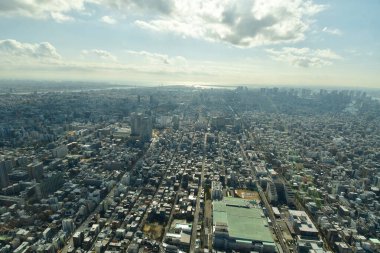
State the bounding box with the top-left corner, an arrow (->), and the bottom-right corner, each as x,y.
213,197 -> 274,243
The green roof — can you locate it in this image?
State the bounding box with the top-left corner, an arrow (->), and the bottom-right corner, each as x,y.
213,197 -> 274,243
0,236 -> 12,241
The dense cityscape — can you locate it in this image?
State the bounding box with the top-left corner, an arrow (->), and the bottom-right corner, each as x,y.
0,83 -> 379,253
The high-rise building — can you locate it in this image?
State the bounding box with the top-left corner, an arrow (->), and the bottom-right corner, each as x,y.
0,160 -> 10,189
141,116 -> 153,140
62,219 -> 75,234
130,112 -> 139,136
266,181 -> 278,204
73,232 -> 84,248
172,115 -> 180,130
27,162 -> 44,181
284,184 -> 296,206
149,95 -> 153,104
130,112 -> 153,141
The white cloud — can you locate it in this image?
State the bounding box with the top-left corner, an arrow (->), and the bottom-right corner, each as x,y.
0,39 -> 61,60
322,27 -> 342,36
0,0 -> 88,22
266,47 -> 342,67
101,15 -> 117,24
97,0 -> 174,15
0,0 -> 174,21
0,1 -> 327,47
126,50 -> 186,65
0,39 -> 193,78
133,0 -> 326,47
81,49 -> 117,61
51,12 -> 74,23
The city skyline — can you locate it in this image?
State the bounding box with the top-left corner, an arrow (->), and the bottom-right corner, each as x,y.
0,0 -> 379,88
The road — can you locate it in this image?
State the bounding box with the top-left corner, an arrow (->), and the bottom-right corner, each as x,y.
239,131 -> 290,253
138,133 -> 184,233
162,132 -> 194,243
62,178 -> 121,252
189,133 -> 207,253
229,105 -> 289,253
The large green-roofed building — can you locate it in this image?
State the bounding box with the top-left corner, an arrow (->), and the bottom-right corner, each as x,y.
213,197 -> 276,252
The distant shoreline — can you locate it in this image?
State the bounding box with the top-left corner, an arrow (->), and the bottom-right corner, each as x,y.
0,79 -> 379,93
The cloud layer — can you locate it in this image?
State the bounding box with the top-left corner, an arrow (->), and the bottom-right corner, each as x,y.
101,15 -> 117,24
322,27 -> 342,36
81,49 -> 117,61
99,0 -> 173,15
134,0 -> 325,47
0,0 -> 325,47
266,47 -> 342,67
0,0 -> 173,22
0,0 -> 87,22
126,50 -> 186,65
0,38 -> 192,72
0,39 -> 61,60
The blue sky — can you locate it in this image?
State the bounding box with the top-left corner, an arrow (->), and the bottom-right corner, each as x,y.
0,0 -> 379,88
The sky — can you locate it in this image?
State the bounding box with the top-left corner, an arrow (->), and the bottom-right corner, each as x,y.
0,0 -> 379,88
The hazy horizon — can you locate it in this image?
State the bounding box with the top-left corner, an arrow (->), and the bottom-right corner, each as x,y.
1,79 -> 380,92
